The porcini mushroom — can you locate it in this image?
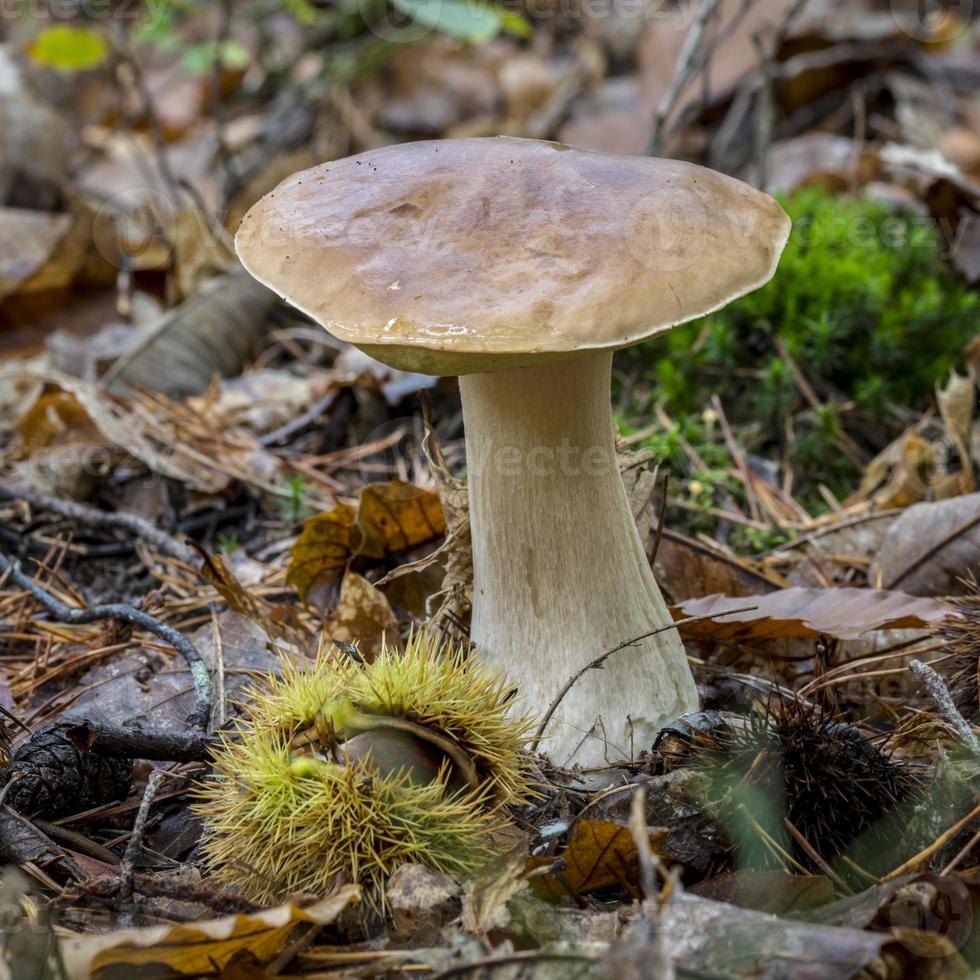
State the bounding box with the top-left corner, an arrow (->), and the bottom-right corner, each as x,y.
235,137 -> 790,768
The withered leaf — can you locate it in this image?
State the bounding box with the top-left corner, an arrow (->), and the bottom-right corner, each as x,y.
873,492 -> 980,596
59,887 -> 360,979
673,586 -> 956,643
287,483 -> 446,604
323,571 -> 401,661
287,501 -> 360,603
527,819 -> 667,900
198,550 -> 304,649
357,481 -> 446,559
653,529 -> 785,603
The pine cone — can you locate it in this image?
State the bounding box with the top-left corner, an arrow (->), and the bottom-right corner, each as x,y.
2,722 -> 131,817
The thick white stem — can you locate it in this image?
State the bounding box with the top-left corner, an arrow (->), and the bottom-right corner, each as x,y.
459,351 -> 698,768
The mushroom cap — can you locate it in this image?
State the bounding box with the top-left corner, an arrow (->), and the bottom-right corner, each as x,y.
235,137 -> 791,375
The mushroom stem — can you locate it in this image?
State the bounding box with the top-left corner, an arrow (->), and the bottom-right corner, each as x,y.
459,351 -> 698,768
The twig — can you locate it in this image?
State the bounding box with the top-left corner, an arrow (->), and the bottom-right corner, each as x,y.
0,553 -> 211,729
650,472 -> 669,568
118,769 -> 167,927
629,786 -> 658,904
648,0 -> 719,155
939,824 -> 980,876
783,818 -> 851,893
711,394 -> 761,523
531,607 -> 758,749
0,484 -> 197,566
32,818 -> 121,866
58,720 -> 217,762
881,798 -> 980,882
78,871 -> 260,915
258,387 -> 351,448
909,659 -> 980,754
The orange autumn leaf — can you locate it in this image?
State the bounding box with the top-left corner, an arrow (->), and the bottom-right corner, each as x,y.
287,483 -> 446,603
527,819 -> 667,900
287,501 -> 360,602
358,481 -> 446,558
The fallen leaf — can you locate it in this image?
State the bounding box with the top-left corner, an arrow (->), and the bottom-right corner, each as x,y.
59,886 -> 360,979
357,482 -> 446,559
28,25 -> 108,72
105,272 -> 275,399
0,88 -> 71,208
461,843 -> 529,933
198,551 -> 306,650
873,492 -> 980,595
61,611 -> 283,732
288,502 -> 360,603
653,529 -> 786,603
673,587 -> 957,642
186,368 -> 327,435
322,571 -> 401,661
287,483 -> 446,604
937,370 -> 975,475
0,209 -> 84,302
952,208 -> 980,283
689,869 -> 834,914
776,511 -> 899,588
527,819 -> 667,900
12,390 -> 119,499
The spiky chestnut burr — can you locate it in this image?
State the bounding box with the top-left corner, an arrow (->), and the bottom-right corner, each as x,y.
661,699 -> 918,873
935,583 -> 980,723
196,631 -> 536,905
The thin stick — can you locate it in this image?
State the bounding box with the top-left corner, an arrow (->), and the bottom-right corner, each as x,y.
909,659 -> 980,754
647,0 -> 719,155
783,818 -> 851,893
650,472 -> 670,567
939,825 -> 980,876
118,769 -> 167,927
629,787 -> 658,904
881,799 -> 980,882
0,484 -> 197,566
531,606 -> 758,749
0,553 -> 211,728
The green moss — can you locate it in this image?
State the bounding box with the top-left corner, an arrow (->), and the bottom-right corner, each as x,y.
616,188 -> 978,526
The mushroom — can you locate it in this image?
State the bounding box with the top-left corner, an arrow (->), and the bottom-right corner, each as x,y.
235,137 -> 790,768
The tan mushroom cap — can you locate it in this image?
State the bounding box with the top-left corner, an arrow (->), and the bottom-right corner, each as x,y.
235,136 -> 791,375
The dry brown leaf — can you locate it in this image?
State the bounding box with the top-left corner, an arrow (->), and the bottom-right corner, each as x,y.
198,550 -> 305,650
936,370 -> 976,497
59,886 -> 360,979
461,843 -> 529,934
6,369 -> 238,493
673,587 -> 956,643
105,272 -> 275,399
15,391 -> 101,452
322,570 -> 401,661
287,483 -> 446,604
12,390 -> 119,499
357,482 -> 446,559
420,423 -> 472,626
0,209 -> 84,302
653,529 -> 786,603
527,819 -> 668,901
873,492 -> 980,595
0,89 -> 71,202
287,502 -> 360,603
